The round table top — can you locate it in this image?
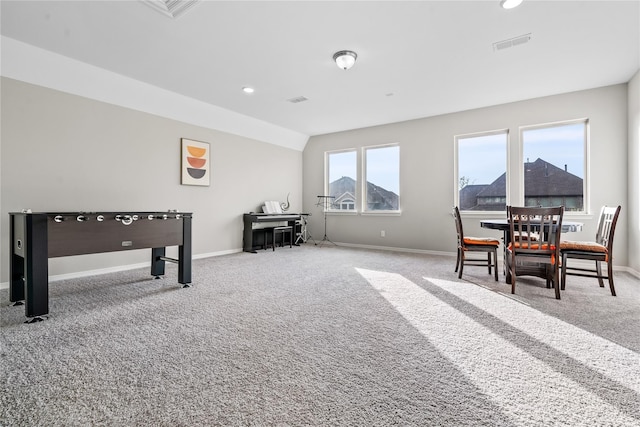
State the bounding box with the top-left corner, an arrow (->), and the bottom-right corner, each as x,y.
480,218 -> 583,232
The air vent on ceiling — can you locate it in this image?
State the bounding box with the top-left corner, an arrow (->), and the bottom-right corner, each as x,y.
141,0 -> 200,19
287,96 -> 309,104
493,33 -> 532,52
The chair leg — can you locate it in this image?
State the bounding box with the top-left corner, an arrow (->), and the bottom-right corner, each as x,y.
545,265 -> 553,289
596,261 -> 605,288
493,250 -> 498,281
553,265 -> 561,300
561,253 -> 567,290
607,262 -> 617,296
455,249 -> 461,273
508,259 -> 516,294
458,252 -> 464,279
487,252 -> 492,275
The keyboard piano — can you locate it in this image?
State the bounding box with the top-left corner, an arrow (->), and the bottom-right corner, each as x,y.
243,213 -> 301,252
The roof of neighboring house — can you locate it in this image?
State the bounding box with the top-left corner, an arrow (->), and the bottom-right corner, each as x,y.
477,158 -> 583,198
335,192 -> 355,203
329,176 -> 398,210
459,184 -> 489,209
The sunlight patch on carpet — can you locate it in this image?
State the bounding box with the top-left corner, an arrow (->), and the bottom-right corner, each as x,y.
355,267 -> 639,426
424,276 -> 640,395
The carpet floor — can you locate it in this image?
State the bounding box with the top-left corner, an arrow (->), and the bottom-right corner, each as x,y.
1,244 -> 639,426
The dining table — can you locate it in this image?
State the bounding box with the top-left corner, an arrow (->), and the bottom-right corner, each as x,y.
480,218 -> 583,243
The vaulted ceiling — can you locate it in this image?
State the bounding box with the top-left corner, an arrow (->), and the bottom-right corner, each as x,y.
2,1 -> 639,138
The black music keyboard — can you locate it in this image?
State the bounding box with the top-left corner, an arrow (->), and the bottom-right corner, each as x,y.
243,213 -> 302,252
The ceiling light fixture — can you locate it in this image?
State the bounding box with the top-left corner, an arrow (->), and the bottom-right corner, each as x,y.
333,50 -> 357,70
242,87 -> 254,94
500,0 -> 524,9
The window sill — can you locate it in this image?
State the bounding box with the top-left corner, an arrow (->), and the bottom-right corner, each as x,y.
361,211 -> 402,217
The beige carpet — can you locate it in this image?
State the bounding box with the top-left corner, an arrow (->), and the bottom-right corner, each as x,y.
1,245 -> 639,426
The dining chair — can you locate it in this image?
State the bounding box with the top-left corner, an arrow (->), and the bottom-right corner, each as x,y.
506,206 -> 564,299
560,205 -> 621,296
453,206 -> 500,281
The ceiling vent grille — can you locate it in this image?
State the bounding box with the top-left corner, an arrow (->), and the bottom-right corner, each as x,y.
287,96 -> 309,104
493,33 -> 532,52
141,0 -> 200,19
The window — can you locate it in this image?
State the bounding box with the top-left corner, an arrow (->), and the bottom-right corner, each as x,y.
340,199 -> 355,210
326,150 -> 357,211
456,131 -> 508,211
363,144 -> 400,212
521,120 -> 586,212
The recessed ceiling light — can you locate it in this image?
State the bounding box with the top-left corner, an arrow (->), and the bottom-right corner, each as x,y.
500,0 -> 523,9
242,87 -> 254,94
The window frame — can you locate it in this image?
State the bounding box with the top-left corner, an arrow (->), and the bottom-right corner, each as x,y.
518,118 -> 589,214
362,143 -> 401,214
324,148 -> 358,213
454,129 -> 510,213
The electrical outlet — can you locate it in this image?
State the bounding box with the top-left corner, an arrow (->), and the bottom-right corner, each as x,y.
380,230 -> 385,237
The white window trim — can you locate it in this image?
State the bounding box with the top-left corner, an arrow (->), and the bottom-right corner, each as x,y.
325,148 -> 358,213
518,118 -> 589,214
454,128 -> 509,213
362,143 -> 400,214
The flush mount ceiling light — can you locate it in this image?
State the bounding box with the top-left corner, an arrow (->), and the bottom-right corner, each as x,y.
242,87 -> 255,94
500,0 -> 524,9
333,50 -> 358,70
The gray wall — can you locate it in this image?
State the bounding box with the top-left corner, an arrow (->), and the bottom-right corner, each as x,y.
303,84 -> 632,269
629,70 -> 640,273
1,77 -> 302,282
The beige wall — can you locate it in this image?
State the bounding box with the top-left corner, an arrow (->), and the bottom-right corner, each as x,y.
1,77 -> 302,282
629,70 -> 640,274
303,84 -> 632,269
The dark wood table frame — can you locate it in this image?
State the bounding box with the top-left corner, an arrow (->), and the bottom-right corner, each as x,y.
9,211 -> 192,321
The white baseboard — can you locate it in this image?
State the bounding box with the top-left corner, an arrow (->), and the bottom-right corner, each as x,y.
331,241 -> 453,257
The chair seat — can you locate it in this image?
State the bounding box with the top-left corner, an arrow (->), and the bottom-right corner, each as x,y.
560,240 -> 607,254
561,241 -> 608,262
463,237 -> 499,246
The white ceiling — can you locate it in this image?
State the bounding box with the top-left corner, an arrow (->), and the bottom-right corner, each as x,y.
1,0 -> 639,137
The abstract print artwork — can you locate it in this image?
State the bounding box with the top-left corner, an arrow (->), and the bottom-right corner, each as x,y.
181,138 -> 210,186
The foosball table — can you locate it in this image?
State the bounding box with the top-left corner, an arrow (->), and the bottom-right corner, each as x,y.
9,211 -> 192,322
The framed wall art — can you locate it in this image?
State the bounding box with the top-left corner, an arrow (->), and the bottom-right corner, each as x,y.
181,138 -> 210,186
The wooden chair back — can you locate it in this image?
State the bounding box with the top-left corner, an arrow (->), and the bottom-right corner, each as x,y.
508,206 -> 564,258
453,206 -> 464,248
595,205 -> 621,253
506,206 -> 564,299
